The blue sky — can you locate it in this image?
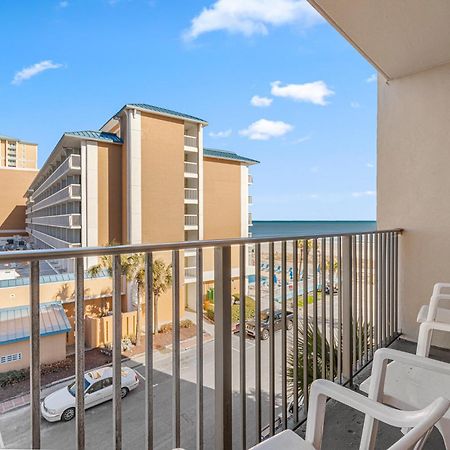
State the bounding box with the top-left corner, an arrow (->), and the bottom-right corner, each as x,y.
0,0 -> 377,220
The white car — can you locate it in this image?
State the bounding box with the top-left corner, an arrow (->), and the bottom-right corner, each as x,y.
41,366 -> 139,422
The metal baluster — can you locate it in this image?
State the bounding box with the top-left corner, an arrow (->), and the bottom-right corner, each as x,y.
196,249 -> 204,450
394,233 -> 399,334
112,255 -> 122,450
337,237 -> 342,383
172,250 -> 181,449
342,236 -> 353,383
374,233 -> 379,350
321,238 -> 326,379
368,235 -> 373,359
269,242 -> 275,436
352,236 -> 357,371
30,260 -> 40,450
281,241 -> 287,430
145,253 -> 154,450
293,240 -> 299,424
239,244 -> 247,447
381,234 -> 387,346
390,233 -> 395,339
75,258 -> 85,450
329,238 -> 334,381
214,246 -> 232,450
364,235 -> 369,364
255,244 -> 262,443
312,239 -> 318,382
358,235 -> 363,367
302,240 -> 309,411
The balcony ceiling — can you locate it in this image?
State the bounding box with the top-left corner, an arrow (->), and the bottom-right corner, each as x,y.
307,0 -> 450,80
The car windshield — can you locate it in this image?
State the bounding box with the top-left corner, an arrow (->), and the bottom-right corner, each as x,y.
260,312 -> 269,322
68,377 -> 91,397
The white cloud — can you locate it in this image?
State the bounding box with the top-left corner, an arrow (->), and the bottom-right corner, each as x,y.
366,162 -> 374,168
251,95 -> 272,107
350,101 -> 360,109
270,80 -> 334,106
59,1 -> 69,7
184,0 -> 322,40
352,190 -> 376,198
239,118 -> 293,140
12,60 -> 63,85
366,73 -> 377,83
209,129 -> 232,138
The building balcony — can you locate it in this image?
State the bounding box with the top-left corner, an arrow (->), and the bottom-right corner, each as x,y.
184,135 -> 198,151
30,184 -> 81,213
0,229 -> 405,449
184,161 -> 198,178
248,212 -> 253,226
248,174 -> 253,184
30,229 -> 79,249
248,195 -> 253,205
29,214 -> 81,229
32,154 -> 81,199
184,188 -> 198,203
184,214 -> 198,230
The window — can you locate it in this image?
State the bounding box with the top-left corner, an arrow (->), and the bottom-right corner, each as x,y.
87,380 -> 104,394
102,378 -> 113,388
0,352 -> 22,364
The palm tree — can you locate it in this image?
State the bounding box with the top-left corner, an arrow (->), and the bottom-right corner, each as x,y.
151,258 -> 172,332
88,253 -> 172,344
298,239 -> 313,279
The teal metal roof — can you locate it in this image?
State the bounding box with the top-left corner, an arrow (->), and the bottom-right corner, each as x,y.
127,103 -> 208,124
0,302 -> 71,345
65,130 -> 123,144
0,269 -> 110,289
203,148 -> 259,165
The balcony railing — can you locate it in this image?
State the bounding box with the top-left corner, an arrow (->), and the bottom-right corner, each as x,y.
30,184 -> 81,212
184,214 -> 198,227
248,174 -> 253,184
248,195 -> 253,205
0,229 -> 401,449
32,154 -> 81,199
248,212 -> 253,226
184,161 -> 198,175
29,213 -> 81,229
184,135 -> 197,148
184,188 -> 198,202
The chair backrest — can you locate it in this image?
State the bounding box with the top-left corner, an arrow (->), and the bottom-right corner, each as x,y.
304,379 -> 450,450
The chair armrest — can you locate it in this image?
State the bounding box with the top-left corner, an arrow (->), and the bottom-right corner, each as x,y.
417,320 -> 450,356
305,379 -> 449,449
432,283 -> 450,296
426,294 -> 450,321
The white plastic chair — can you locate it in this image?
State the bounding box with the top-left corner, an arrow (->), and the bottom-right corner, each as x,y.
360,348 -> 450,448
250,379 -> 449,450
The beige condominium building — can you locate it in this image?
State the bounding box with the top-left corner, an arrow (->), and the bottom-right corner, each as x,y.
24,104 -> 258,303
0,135 -> 38,237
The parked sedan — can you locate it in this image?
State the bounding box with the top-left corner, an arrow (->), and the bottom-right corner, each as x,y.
41,366 -> 139,422
246,309 -> 294,340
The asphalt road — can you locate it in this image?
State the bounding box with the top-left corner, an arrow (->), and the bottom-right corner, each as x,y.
0,332 -> 287,450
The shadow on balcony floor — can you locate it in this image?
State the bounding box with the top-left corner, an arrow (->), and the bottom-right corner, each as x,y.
295,339 -> 450,449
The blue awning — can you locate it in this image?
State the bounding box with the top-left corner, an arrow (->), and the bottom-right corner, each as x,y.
0,302 -> 71,345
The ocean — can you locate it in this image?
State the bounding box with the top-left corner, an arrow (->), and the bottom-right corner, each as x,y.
251,220 -> 376,237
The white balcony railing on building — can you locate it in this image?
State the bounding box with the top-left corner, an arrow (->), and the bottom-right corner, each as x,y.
30,229 -> 77,249
248,174 -> 253,184
184,135 -> 197,148
30,214 -> 81,229
184,188 -> 198,202
184,267 -> 197,278
30,184 -> 81,213
248,212 -> 253,226
248,195 -> 253,205
185,214 -> 198,227
184,161 -> 198,175
0,229 -> 401,449
32,154 -> 81,199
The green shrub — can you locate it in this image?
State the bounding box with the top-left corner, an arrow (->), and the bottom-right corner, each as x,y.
0,369 -> 27,388
205,306 -> 215,322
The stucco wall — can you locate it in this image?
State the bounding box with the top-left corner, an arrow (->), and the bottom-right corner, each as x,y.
0,333 -> 66,372
377,61 -> 450,346
97,143 -> 122,245
0,168 -> 37,232
140,112 -> 185,243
